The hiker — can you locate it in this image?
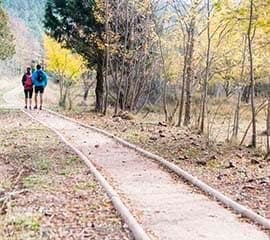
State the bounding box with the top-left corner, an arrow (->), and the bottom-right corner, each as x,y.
32,64 -> 48,110
21,67 -> 33,109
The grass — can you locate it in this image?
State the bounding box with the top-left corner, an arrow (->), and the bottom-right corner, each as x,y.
8,217 -> 41,232
58,169 -> 72,176
0,180 -> 13,190
74,181 -> 97,191
180,148 -> 200,159
35,158 -> 53,172
22,175 -> 56,190
65,156 -> 80,165
0,110 -> 131,239
2,215 -> 43,240
88,204 -> 99,210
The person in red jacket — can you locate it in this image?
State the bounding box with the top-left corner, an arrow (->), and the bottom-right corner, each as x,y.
21,67 -> 33,109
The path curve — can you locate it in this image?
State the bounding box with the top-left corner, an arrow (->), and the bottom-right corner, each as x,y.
3,87 -> 269,240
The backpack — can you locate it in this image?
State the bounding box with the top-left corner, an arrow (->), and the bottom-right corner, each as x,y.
24,74 -> 33,90
37,71 -> 43,83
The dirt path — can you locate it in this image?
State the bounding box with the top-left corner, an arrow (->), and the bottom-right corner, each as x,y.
3,87 -> 270,239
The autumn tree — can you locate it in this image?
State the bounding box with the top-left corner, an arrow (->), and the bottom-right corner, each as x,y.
44,0 -> 105,112
152,1 -> 184,123
44,37 -> 86,109
0,0 -> 15,60
218,0 -> 270,146
246,0 -> 256,147
168,0 -> 203,126
108,0 -> 158,114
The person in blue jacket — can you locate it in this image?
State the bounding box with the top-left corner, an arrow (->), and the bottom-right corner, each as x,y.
32,64 -> 48,110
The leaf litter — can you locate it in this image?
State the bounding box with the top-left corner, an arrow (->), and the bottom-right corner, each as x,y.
0,109 -> 132,240
66,111 -> 270,222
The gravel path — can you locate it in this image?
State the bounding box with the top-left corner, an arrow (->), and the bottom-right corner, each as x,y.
3,87 -> 270,240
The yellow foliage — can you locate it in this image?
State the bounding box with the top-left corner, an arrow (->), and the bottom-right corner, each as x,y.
93,0 -> 105,24
161,30 -> 183,83
44,36 -> 86,82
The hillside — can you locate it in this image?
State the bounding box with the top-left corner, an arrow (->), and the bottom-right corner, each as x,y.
0,0 -> 46,75
2,0 -> 46,38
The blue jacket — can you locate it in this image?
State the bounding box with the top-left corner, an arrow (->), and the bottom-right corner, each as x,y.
32,70 -> 48,87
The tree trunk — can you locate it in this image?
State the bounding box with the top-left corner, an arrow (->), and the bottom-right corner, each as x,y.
177,37 -> 188,127
163,81 -> 168,122
83,88 -> 89,102
103,0 -> 110,115
114,62 -> 122,115
200,0 -> 211,133
184,17 -> 195,126
59,82 -> 68,109
241,85 -> 250,103
68,88 -> 72,110
232,36 -> 247,141
156,27 -> 169,122
247,0 -> 256,147
240,100 -> 267,145
61,87 -> 68,109
266,97 -> 270,157
235,91 -> 241,139
95,63 -> 104,112
59,75 -> 65,107
263,97 -> 270,159
121,2 -> 130,111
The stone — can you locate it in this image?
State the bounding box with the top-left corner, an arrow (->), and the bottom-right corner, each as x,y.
226,161 -> 235,168
195,159 -> 207,166
150,136 -> 158,141
250,159 -> 260,165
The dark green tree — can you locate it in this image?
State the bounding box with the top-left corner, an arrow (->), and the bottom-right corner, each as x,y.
44,0 -> 105,112
0,0 -> 15,60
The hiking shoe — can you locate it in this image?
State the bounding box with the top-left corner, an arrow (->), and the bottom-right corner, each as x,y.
34,106 -> 38,110
39,106 -> 42,110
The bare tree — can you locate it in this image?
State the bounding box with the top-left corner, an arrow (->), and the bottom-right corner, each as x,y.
232,35 -> 247,140
103,0 -> 110,115
247,0 -> 256,147
183,14 -> 195,126
109,0 -> 158,114
81,71 -> 95,104
170,0 -> 199,126
200,0 -> 211,133
265,96 -> 270,159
